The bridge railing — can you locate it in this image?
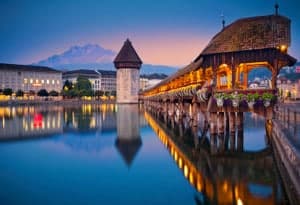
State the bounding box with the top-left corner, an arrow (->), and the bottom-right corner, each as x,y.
274,104 -> 300,151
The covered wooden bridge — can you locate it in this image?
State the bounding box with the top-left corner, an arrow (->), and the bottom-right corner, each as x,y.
141,11 -> 297,143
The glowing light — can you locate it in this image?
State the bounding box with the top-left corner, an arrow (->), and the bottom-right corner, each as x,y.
184,165 -> 189,177
237,198 -> 243,205
280,45 -> 287,53
196,179 -> 202,192
33,113 -> 43,128
178,158 -> 183,168
189,172 -> 194,184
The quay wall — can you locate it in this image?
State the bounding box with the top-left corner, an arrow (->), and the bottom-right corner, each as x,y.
271,119 -> 300,204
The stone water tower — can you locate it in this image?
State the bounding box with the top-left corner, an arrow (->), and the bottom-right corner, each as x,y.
114,39 -> 142,104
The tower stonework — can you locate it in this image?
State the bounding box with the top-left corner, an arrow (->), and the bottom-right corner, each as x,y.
114,39 -> 142,104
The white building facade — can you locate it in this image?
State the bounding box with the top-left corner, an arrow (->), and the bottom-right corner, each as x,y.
0,63 -> 62,93
62,69 -> 116,92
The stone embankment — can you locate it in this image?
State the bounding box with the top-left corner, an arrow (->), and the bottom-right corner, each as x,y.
271,119 -> 300,204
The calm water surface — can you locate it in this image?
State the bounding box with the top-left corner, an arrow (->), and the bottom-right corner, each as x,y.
0,104 -> 288,205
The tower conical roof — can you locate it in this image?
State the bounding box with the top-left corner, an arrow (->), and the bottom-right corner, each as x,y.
115,137 -> 142,167
114,39 -> 142,69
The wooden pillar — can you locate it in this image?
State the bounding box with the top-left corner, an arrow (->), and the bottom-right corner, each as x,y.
236,112 -> 244,151
231,56 -> 236,89
272,60 -> 279,89
218,112 -> 225,135
243,71 -> 248,88
229,112 -> 236,151
192,97 -> 198,127
218,112 -> 225,153
210,112 -> 218,154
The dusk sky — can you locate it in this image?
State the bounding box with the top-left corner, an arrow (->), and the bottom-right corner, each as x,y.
1,0 -> 300,67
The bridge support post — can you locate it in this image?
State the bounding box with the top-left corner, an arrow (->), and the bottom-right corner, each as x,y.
218,112 -> 225,152
210,112 -> 218,154
192,97 -> 199,127
163,101 -> 168,123
229,112 -> 236,151
236,112 -> 244,151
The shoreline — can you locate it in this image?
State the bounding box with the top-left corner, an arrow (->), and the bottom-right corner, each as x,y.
0,99 -> 116,107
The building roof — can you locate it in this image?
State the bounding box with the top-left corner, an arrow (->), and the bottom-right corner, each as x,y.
201,15 -> 291,55
62,69 -> 99,79
63,69 -> 98,75
0,63 -> 61,73
114,39 -> 142,69
97,70 -> 116,77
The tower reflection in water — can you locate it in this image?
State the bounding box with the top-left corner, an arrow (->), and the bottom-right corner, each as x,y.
115,104 -> 142,167
144,111 -> 287,205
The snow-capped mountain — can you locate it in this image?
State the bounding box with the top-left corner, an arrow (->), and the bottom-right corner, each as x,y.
36,44 -> 116,67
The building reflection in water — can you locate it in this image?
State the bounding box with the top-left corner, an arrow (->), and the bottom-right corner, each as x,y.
0,104 -> 147,157
115,104 -> 142,166
144,111 -> 287,205
0,106 -> 63,140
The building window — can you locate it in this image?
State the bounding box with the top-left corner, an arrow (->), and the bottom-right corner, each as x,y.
41,80 -> 44,84
47,80 -> 49,84
52,80 -> 55,85
24,78 -> 28,84
30,79 -> 33,84
36,79 -> 39,83
57,80 -> 60,85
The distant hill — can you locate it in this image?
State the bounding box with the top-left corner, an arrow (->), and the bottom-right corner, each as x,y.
34,44 -> 178,75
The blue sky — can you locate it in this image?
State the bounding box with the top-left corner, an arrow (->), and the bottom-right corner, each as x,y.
1,0 -> 299,66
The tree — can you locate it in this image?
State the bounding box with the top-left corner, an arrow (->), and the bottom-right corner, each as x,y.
63,80 -> 73,91
74,76 -> 93,97
37,89 -> 49,97
16,89 -> 24,97
49,90 -> 59,96
3,88 -> 13,96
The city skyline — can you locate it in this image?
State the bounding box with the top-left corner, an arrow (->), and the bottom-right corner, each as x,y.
1,0 -> 300,67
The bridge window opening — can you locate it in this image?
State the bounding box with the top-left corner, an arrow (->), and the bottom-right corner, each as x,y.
247,67 -> 271,89
220,76 -> 227,86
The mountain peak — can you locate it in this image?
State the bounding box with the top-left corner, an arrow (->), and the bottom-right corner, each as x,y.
36,44 -> 116,67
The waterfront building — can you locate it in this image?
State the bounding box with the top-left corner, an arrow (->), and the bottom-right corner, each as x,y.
62,69 -> 116,92
277,76 -> 300,99
114,39 -> 142,104
0,63 -> 62,93
97,70 -> 116,92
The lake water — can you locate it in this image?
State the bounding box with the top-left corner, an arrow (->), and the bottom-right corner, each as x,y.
0,104 -> 289,205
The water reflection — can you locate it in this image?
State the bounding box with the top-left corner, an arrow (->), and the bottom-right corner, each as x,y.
116,104 -> 142,166
0,104 -> 147,140
144,111 -> 288,205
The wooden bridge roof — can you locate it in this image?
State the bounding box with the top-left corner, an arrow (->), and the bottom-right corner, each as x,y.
200,15 -> 291,55
142,14 -> 297,93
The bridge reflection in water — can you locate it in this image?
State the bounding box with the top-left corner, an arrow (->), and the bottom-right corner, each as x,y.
144,111 -> 287,205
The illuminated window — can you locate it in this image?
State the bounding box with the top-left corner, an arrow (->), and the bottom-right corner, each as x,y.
52,80 -> 55,84
57,80 -> 60,85
36,79 -> 39,83
30,79 -> 33,84
47,80 -> 49,84
41,80 -> 44,84
24,78 -> 28,84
